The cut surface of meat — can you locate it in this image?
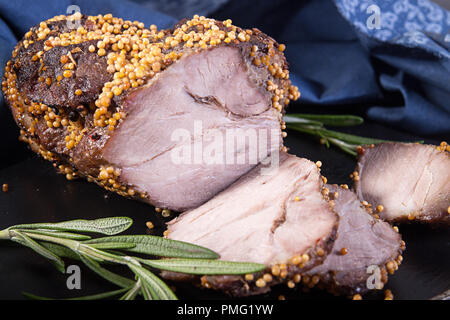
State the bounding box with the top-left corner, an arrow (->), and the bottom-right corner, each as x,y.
307,185 -> 403,295
103,46 -> 281,211
164,153 -> 338,296
354,143 -> 450,224
167,153 -> 337,265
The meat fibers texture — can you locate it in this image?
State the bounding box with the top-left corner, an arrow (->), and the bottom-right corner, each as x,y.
306,185 -> 404,295
354,143 -> 450,224
2,13 -> 300,211
164,153 -> 338,296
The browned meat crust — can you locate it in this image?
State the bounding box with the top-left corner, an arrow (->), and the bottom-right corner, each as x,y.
2,13 -> 299,208
162,227 -> 337,297
305,185 -> 404,296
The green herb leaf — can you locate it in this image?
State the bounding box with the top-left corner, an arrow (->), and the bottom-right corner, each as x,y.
22,292 -> 51,300
11,231 -> 65,273
78,253 -> 135,288
318,128 -> 389,145
11,217 -> 133,235
23,288 -> 129,300
119,280 -> 141,300
140,282 -> 154,300
326,137 -> 358,156
40,242 -> 81,260
140,258 -> 266,275
88,242 -> 136,250
22,229 -> 91,240
78,244 -> 126,264
85,235 -> 219,259
128,263 -> 177,300
285,114 -> 364,126
283,115 -> 324,126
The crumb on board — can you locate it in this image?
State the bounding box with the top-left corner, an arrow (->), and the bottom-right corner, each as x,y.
161,209 -> 171,217
384,289 -> 394,300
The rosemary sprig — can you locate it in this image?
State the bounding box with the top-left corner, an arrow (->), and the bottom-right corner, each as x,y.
284,114 -> 397,156
0,217 -> 265,300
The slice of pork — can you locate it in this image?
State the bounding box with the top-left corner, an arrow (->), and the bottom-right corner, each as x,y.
306,185 -> 404,295
3,15 -> 299,212
354,143 -> 450,224
164,153 -> 338,296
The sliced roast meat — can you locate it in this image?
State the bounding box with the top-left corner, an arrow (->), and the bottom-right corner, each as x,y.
164,153 -> 338,296
2,14 -> 299,211
306,185 -> 404,295
354,143 -> 450,224
102,46 -> 282,211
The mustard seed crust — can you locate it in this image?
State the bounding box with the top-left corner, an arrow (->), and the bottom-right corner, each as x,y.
161,231 -> 338,297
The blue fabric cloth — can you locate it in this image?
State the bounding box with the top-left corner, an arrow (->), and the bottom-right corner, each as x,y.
0,0 -> 449,135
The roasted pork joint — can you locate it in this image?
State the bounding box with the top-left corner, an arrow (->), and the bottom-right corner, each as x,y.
165,153 -> 338,296
306,185 -> 404,295
354,143 -> 450,224
2,14 -> 299,211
